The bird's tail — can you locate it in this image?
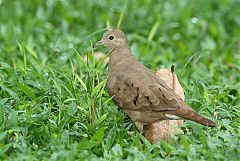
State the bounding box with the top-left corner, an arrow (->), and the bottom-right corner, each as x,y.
170,105 -> 216,127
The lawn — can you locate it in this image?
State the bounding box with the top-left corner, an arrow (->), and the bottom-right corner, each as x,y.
0,0 -> 240,160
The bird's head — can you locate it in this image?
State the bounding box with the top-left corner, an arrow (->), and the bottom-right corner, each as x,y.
93,29 -> 128,49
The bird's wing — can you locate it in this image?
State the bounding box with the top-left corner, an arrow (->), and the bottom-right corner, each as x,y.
109,72 -> 182,112
108,71 -> 216,127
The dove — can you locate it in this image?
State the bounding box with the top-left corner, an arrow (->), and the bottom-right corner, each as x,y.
93,29 -> 216,132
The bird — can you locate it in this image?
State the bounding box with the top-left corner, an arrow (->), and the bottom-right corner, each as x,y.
93,29 -> 216,133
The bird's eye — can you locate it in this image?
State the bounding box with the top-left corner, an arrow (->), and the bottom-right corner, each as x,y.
109,36 -> 114,40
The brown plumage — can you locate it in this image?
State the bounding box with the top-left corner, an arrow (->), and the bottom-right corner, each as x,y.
93,29 -> 216,132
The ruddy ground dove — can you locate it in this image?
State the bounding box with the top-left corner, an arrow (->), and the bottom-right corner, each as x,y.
93,29 -> 216,135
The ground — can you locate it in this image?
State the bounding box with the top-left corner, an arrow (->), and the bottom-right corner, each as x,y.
0,0 -> 239,160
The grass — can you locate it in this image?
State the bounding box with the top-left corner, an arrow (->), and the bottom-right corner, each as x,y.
0,0 -> 240,160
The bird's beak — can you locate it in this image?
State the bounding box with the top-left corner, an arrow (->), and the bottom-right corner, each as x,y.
93,40 -> 105,48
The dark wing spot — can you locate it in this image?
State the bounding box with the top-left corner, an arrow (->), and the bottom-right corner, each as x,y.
162,93 -> 166,99
132,84 -> 134,87
134,99 -> 137,106
133,94 -> 139,106
118,88 -> 120,91
146,96 -> 152,105
136,87 -> 139,91
146,96 -> 150,101
159,88 -> 163,92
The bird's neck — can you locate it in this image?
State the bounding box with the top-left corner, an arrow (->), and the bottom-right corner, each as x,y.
108,45 -> 137,76
109,46 -> 134,66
